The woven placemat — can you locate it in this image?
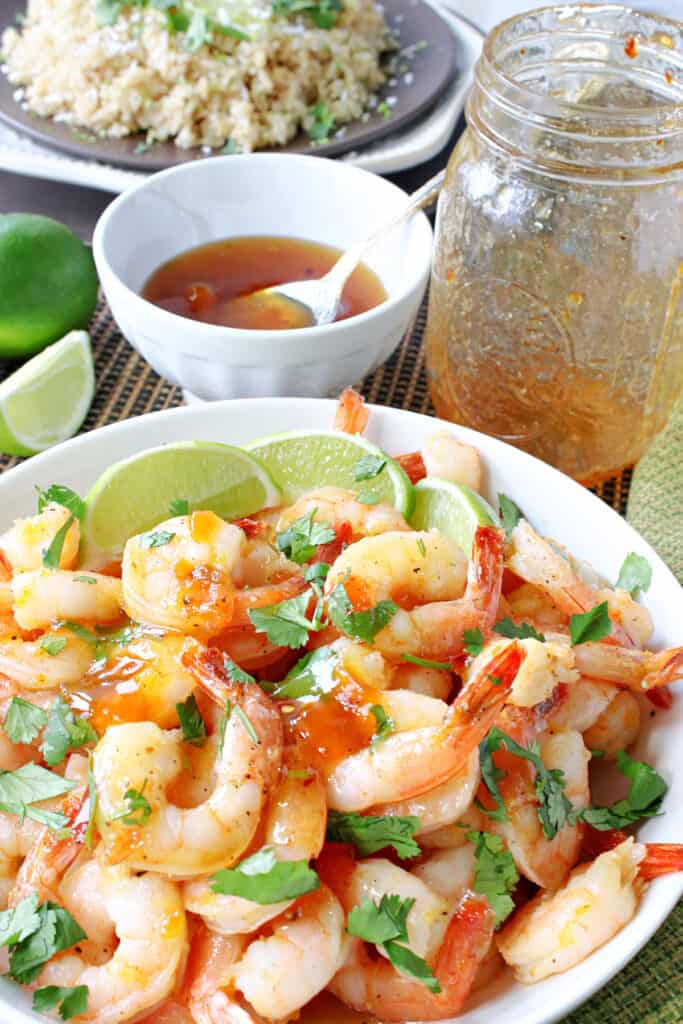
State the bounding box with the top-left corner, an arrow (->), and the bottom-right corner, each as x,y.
0,298 -> 680,1023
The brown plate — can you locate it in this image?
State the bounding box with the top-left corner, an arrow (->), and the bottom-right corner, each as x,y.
0,0 -> 458,170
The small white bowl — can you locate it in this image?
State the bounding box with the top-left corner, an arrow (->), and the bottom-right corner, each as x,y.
93,154 -> 433,401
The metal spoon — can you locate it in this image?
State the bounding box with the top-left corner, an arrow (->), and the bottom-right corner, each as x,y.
243,167 -> 445,328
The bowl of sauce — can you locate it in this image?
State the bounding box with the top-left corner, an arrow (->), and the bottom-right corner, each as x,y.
142,236 -> 387,331
93,153 -> 432,401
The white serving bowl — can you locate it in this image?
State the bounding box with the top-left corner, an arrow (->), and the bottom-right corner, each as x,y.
0,398 -> 681,1024
93,155 -> 432,402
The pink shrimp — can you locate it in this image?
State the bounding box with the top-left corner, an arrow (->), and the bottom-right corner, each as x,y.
333,387 -> 368,434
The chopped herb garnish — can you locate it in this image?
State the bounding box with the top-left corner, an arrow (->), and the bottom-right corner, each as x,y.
568,602 -> 611,646
307,102 -> 335,142
39,635 -> 68,657
0,896 -> 86,985
112,784 -> 152,827
249,590 -> 317,649
377,100 -> 392,119
210,846 -> 319,903
138,529 -> 175,549
487,674 -> 502,686
33,985 -> 89,1021
72,575 -> 97,585
416,538 -> 427,558
327,583 -> 397,644
402,653 -> 451,672
169,498 -> 190,516
223,656 -> 255,686
272,0 -> 343,29
36,484 -> 85,521
579,750 -> 667,830
220,138 -> 240,154
133,140 -> 153,155
615,552 -> 652,597
498,494 -> 524,536
271,644 -> 338,700
41,698 -> 97,768
304,561 -> 330,583
0,763 -> 75,833
327,810 -> 421,859
466,830 -> 519,926
464,627 -> 484,657
353,454 -> 387,481
494,619 -> 545,642
176,695 -> 207,746
3,699 -> 47,746
357,491 -> 380,505
42,515 -> 75,570
276,509 -> 335,564
370,704 -> 394,748
347,894 -> 439,993
234,705 -> 259,744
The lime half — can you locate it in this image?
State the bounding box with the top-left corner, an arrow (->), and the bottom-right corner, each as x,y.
411,478 -> 500,555
82,441 -> 281,561
0,330 -> 94,456
245,429 -> 414,517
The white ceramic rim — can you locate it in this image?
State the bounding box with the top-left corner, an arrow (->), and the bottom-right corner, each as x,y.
0,397 -> 680,1024
92,153 -> 433,345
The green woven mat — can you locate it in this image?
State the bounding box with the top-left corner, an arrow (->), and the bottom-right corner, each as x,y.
0,297 -> 681,1023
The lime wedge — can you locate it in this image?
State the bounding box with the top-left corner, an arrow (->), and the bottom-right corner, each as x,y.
245,429 -> 414,517
410,478 -> 500,555
82,441 -> 281,561
0,330 -> 94,456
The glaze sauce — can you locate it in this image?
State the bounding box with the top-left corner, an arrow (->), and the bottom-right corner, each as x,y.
142,235 -> 387,330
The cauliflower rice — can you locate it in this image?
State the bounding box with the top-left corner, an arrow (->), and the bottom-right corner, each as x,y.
1,0 -> 391,150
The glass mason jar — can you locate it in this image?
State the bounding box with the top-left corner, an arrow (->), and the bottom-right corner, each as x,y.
425,5 -> 683,484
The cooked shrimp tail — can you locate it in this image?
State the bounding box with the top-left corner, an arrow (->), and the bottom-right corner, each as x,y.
638,844 -> 683,880
333,387 -> 368,434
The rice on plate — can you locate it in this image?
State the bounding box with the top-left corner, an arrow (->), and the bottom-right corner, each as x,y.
1,0 -> 392,151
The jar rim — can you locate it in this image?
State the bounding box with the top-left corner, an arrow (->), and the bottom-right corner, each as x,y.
480,2 -> 683,124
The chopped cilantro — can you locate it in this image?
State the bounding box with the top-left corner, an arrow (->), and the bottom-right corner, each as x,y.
39,635 -> 68,657
402,653 -> 451,671
138,529 -> 175,549
271,644 -> 338,699
370,704 -> 394,748
307,103 -> 335,142
498,494 -> 524,536
33,985 -> 89,1020
3,698 -> 48,745
327,583 -> 397,644
0,763 -> 75,833
276,509 -> 335,564
377,100 -> 392,119
73,575 -> 97,585
2,898 -> 86,985
464,627 -> 484,657
568,602 -> 611,645
326,811 -> 420,859
41,698 -> 97,768
357,491 -> 380,505
615,552 -> 652,597
168,498 -> 189,516
211,846 -> 319,903
223,656 -> 255,685
42,515 -> 75,570
112,784 -> 152,827
353,454 -> 387,481
249,590 -> 316,649
176,695 -> 207,746
467,830 -> 519,926
85,756 -> 98,851
416,538 -> 427,558
579,750 -> 667,830
347,894 -> 439,993
494,619 -> 545,642
272,0 -> 343,29
234,705 -> 259,744
36,484 -> 85,521
220,138 -> 240,154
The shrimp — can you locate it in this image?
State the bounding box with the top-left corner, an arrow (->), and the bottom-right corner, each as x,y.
332,525 -> 505,662
330,893 -> 495,1022
567,637 -> 683,695
10,569 -> 123,631
464,636 -> 578,710
277,488 -> 410,540
421,433 -> 482,493
486,729 -> 589,891
188,887 -> 347,1022
548,677 -> 641,759
372,748 -> 480,835
0,503 -> 80,572
507,521 -> 635,648
326,641 -> 524,811
0,625 -> 93,689
497,839 -> 683,983
505,583 -> 567,631
184,761 -> 326,935
389,662 -> 453,701
326,529 -> 467,608
413,844 -> 476,902
94,651 -> 283,876
333,387 -> 368,434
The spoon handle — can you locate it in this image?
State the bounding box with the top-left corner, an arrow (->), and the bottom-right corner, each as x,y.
321,166 -> 446,293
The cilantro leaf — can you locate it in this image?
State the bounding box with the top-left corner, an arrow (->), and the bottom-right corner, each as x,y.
384,940 -> 440,993
39,635 -> 68,657
0,763 -> 76,830
370,705 -> 394,748
464,627 -> 484,657
9,901 -> 86,985
0,894 -> 41,946
467,830 -> 519,926
327,584 -> 398,644
353,454 -> 387,481
211,846 -> 319,903
615,552 -> 652,597
271,644 -> 338,699
3,698 -> 47,745
494,618 -> 545,642
304,562 -> 329,584
112,785 -> 152,827
36,485 -> 85,521
42,515 -> 75,570
347,893 -> 412,944
476,731 -> 509,823
273,0 -> 343,30
176,695 -> 206,746
307,102 -> 335,142
498,494 -> 523,536
73,575 -> 97,585
169,498 -> 190,516
276,510 -> 335,564
138,529 -> 175,549
33,985 -> 89,1020
223,656 -> 255,686
41,699 -> 97,768
326,811 -> 421,859
249,590 -> 316,649
568,601 -> 611,646
580,750 -> 668,830
402,654 -> 452,671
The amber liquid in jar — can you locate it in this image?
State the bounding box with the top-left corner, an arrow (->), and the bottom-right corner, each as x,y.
425,7 -> 683,485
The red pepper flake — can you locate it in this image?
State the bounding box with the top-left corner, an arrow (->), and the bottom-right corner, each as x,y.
624,35 -> 638,59
665,70 -> 673,84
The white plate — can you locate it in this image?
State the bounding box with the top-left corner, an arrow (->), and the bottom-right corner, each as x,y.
0,397 -> 680,1024
0,5 -> 482,191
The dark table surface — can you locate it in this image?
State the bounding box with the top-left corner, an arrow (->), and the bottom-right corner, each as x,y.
0,116 -> 465,241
